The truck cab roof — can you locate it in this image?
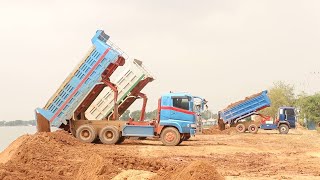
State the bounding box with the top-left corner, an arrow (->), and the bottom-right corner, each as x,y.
162,92 -> 193,98
279,106 -> 295,109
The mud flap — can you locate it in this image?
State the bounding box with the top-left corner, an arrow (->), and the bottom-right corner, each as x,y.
36,112 -> 51,132
218,119 -> 226,130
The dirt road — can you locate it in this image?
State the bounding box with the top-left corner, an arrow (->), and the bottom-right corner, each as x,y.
0,126 -> 319,180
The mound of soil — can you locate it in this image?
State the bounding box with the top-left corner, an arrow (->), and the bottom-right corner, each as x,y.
202,126 -> 237,135
0,130 -> 86,180
112,170 -> 156,180
0,130 -> 176,180
154,160 -> 224,180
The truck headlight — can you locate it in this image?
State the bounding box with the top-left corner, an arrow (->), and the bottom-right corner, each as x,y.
190,124 -> 197,128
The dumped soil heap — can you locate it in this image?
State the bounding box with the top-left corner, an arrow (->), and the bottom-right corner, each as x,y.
154,161 -> 224,180
0,131 -> 88,180
0,131 -> 173,180
202,125 -> 237,135
1,127 -> 320,179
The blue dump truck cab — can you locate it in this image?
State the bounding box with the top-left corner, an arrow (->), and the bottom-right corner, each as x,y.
218,90 -> 296,134
159,93 -> 203,135
122,92 -> 207,146
260,106 -> 296,134
278,107 -> 296,128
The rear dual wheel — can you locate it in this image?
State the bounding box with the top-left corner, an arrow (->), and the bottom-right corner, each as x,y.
248,124 -> 258,134
236,124 -> 246,133
76,124 -> 97,143
99,126 -> 123,144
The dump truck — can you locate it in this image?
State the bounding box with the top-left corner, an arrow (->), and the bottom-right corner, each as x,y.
218,90 -> 296,134
35,30 -> 207,146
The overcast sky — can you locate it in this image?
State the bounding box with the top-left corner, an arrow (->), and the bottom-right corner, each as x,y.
1,0 -> 320,121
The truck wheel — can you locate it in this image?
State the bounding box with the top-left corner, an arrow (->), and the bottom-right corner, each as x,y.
279,124 -> 289,134
248,124 -> 258,134
160,127 -> 181,146
99,126 -> 120,144
76,124 -> 97,143
236,124 -> 246,133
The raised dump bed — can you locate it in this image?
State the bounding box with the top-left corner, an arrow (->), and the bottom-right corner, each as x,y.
35,30 -> 126,128
219,90 -> 271,124
85,59 -> 154,120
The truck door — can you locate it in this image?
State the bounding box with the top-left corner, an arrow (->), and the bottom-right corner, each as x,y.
170,96 -> 194,122
284,108 -> 296,128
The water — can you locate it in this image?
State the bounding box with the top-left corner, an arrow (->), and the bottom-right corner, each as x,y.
0,126 -> 58,152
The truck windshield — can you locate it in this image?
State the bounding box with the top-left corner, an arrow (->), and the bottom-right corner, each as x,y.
285,109 -> 295,118
172,97 -> 190,111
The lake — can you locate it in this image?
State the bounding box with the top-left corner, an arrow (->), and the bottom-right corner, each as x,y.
0,126 -> 57,152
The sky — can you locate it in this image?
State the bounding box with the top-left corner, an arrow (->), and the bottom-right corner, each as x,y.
1,0 -> 320,121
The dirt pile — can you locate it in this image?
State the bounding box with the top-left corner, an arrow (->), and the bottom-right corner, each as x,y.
154,161 -> 224,180
0,130 -> 86,180
0,131 -> 175,180
112,170 -> 156,180
202,125 -> 237,135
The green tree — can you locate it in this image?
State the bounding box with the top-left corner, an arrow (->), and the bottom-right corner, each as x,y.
120,110 -> 130,120
200,110 -> 217,120
145,109 -> 158,120
296,93 -> 320,123
130,110 -> 142,120
262,81 -> 295,116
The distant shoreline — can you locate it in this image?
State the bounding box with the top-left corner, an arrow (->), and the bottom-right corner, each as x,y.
0,120 -> 36,127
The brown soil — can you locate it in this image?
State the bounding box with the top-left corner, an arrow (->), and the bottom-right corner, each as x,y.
1,128 -> 320,180
154,160 -> 224,180
202,126 -> 238,135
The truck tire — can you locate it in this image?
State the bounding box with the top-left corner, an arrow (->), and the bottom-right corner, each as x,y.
278,124 -> 289,134
248,124 -> 258,134
160,127 -> 181,146
99,126 -> 120,144
76,124 -> 97,143
236,124 -> 246,133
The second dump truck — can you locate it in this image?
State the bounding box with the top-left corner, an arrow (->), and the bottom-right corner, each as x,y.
35,30 -> 207,146
218,90 -> 296,134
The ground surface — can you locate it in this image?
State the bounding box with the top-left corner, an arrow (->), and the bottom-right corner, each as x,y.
0,125 -> 319,180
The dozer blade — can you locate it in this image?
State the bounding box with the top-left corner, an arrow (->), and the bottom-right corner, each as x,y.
218,119 -> 226,130
36,112 -> 51,132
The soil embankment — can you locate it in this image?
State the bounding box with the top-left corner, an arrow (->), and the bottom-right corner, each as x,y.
1,128 -> 320,180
